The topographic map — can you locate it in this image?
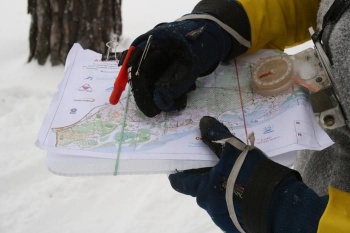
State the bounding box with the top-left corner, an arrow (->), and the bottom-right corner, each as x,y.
37,44 -> 333,162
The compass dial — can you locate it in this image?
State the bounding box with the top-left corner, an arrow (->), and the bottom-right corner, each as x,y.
252,56 -> 294,96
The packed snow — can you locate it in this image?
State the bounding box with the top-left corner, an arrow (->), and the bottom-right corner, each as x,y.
0,1 -> 312,233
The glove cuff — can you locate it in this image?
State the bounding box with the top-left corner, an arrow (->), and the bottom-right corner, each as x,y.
241,159 -> 302,233
191,0 -> 251,61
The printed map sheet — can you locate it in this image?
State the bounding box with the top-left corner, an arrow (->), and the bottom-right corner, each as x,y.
36,44 -> 333,174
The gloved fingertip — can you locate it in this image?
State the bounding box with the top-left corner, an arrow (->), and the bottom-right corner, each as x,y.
199,116 -> 233,157
199,116 -> 220,137
168,172 -> 185,193
173,94 -> 187,111
168,171 -> 204,197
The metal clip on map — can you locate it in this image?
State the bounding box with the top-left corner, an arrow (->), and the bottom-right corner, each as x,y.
101,40 -> 120,61
100,39 -> 130,105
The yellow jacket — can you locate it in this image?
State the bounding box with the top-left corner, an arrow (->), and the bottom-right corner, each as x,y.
238,0 -> 319,52
317,187 -> 350,233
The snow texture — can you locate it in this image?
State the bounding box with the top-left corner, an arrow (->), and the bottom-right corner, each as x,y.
0,1 -> 222,233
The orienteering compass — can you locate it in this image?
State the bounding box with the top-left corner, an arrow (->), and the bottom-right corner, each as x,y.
252,56 -> 294,96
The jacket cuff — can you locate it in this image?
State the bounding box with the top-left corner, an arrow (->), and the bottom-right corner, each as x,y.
241,159 -> 302,233
318,186 -> 350,233
192,0 -> 251,60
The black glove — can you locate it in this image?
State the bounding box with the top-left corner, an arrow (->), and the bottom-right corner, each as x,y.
169,116 -> 327,233
169,116 -> 267,232
127,19 -> 231,117
120,0 -> 251,117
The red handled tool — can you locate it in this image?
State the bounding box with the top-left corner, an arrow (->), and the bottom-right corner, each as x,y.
109,46 -> 136,105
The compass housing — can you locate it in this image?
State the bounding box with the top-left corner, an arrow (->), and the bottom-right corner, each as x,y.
252,56 -> 294,96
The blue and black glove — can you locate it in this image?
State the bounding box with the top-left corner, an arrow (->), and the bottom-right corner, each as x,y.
119,0 -> 251,117
169,116 -> 328,233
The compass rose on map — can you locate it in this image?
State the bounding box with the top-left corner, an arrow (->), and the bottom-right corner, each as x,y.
79,83 -> 93,92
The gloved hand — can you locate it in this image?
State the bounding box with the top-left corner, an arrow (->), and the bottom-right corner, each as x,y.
169,116 -> 266,232
168,116 -> 320,233
118,0 -> 251,117
126,19 -> 232,117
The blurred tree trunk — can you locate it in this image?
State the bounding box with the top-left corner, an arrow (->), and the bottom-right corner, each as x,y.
28,0 -> 122,66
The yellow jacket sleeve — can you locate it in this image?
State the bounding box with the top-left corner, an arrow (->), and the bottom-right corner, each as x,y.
317,186 -> 350,233
237,0 -> 319,52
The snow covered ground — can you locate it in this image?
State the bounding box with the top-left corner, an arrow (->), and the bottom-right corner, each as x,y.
0,1 -> 223,233
0,1 -> 313,233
